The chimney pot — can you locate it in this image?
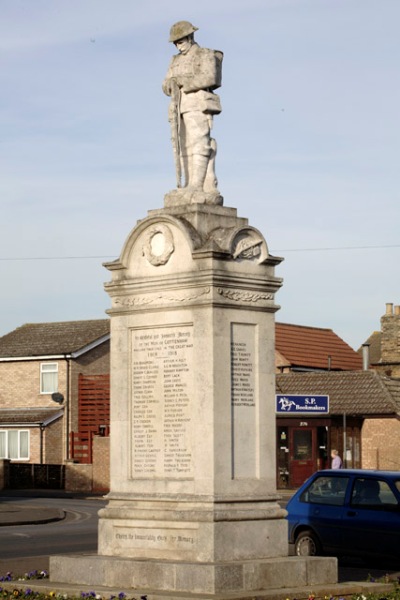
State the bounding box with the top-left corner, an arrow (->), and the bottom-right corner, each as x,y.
362,343 -> 370,371
385,303 -> 393,316
394,305 -> 400,316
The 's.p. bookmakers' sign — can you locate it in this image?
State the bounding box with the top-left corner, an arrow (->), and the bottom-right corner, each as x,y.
276,394 -> 329,414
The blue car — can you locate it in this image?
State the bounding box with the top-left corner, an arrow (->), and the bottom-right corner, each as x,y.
286,469 -> 400,563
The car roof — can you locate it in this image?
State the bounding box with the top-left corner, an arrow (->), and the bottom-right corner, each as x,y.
314,469 -> 400,479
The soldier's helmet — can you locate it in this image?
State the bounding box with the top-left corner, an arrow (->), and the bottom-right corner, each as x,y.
169,21 -> 198,43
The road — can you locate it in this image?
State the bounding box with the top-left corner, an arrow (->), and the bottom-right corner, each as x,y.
0,496 -> 106,575
0,496 -> 398,583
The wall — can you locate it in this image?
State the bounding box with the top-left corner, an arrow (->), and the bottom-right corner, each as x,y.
92,435 -> 110,492
65,462 -> 93,492
28,427 -> 42,463
378,304 -> 400,377
0,341 -> 110,467
0,360 -> 67,407
361,417 -> 400,470
64,435 -> 110,493
0,460 -> 9,489
44,418 -> 64,464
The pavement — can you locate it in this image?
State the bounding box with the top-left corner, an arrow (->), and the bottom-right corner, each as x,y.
0,501 -> 65,526
0,489 -> 102,526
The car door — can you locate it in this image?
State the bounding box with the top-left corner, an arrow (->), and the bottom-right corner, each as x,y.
296,474 -> 350,553
343,476 -> 400,559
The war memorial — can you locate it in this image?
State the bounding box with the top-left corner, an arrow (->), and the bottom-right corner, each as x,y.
49,21 -> 338,599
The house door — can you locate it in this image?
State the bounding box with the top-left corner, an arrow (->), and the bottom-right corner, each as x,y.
290,428 -> 315,487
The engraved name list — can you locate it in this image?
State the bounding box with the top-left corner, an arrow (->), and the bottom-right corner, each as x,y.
131,325 -> 194,478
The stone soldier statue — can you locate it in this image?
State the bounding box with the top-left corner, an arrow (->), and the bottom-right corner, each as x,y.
162,21 -> 223,205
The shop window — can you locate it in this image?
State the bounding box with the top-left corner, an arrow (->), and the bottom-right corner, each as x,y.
277,427 -> 289,486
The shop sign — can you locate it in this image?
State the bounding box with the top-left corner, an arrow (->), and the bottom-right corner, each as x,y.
276,394 -> 329,414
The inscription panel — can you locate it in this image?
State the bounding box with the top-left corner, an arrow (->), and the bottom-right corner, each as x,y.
114,526 -> 197,551
131,325 -> 194,478
231,323 -> 258,478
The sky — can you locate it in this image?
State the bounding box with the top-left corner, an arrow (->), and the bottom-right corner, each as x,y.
1,0 -> 399,350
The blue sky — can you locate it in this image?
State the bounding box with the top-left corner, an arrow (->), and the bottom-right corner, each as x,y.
1,0 -> 399,349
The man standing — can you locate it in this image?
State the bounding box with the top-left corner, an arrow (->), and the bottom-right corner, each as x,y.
163,21 -> 223,204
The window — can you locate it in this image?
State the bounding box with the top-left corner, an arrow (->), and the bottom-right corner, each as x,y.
0,430 -> 29,460
293,430 -> 312,460
351,478 -> 398,508
40,362 -> 58,394
300,475 -> 350,506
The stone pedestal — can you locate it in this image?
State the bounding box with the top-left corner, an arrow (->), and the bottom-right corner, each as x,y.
50,203 -> 337,596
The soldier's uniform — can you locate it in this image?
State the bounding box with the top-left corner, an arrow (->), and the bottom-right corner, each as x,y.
163,22 -> 223,194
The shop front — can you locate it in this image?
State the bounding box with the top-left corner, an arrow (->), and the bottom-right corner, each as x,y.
277,418 -> 330,488
276,416 -> 362,489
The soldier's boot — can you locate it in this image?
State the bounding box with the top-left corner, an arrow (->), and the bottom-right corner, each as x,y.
189,155 -> 209,191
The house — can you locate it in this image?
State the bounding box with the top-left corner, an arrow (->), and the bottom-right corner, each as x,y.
274,313 -> 400,489
0,319 -> 110,489
275,322 -> 362,372
276,370 -> 400,488
1,313 -> 398,493
360,302 -> 400,377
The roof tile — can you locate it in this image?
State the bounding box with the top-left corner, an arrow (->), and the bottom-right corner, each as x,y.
0,319 -> 110,358
276,322 -> 362,370
276,371 -> 400,415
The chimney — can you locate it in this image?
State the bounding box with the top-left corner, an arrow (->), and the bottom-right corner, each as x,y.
381,302 -> 400,364
362,344 -> 370,371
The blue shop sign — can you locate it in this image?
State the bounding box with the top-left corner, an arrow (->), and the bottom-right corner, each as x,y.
276,394 -> 329,414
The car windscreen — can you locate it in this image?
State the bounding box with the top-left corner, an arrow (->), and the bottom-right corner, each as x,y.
299,475 -> 350,506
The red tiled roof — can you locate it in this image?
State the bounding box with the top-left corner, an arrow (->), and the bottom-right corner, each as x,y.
276,322 -> 362,371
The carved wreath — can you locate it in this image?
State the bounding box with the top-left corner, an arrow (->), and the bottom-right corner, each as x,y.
142,224 -> 175,266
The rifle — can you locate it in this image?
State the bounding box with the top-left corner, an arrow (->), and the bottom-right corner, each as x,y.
168,79 -> 182,188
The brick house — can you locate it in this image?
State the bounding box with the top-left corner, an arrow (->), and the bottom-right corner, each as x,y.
1,314 -> 398,492
0,320 -> 110,470
275,307 -> 400,488
276,370 -> 400,488
361,302 -> 400,377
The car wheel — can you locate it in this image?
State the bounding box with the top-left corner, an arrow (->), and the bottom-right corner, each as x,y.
295,530 -> 320,556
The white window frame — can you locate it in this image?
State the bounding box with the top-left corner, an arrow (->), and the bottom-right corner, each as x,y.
0,429 -> 30,460
40,362 -> 58,394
